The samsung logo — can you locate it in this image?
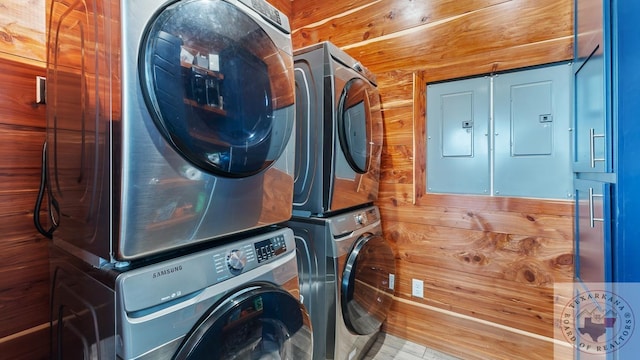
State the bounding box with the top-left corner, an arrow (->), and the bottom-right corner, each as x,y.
152,265 -> 183,279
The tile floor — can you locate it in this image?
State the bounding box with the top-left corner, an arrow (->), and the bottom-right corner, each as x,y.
363,333 -> 461,360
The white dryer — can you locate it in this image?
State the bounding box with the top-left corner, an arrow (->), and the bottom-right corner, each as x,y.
286,206 -> 395,359
50,227 -> 313,359
292,42 -> 383,217
41,0 -> 295,264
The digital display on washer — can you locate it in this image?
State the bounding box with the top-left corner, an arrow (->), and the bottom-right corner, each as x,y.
254,234 -> 286,263
250,0 -> 282,25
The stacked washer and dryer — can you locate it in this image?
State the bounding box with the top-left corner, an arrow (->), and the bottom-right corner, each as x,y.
39,0 -> 313,359
286,42 -> 396,360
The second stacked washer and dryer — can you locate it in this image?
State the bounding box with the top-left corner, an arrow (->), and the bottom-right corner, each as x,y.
288,41 -> 396,360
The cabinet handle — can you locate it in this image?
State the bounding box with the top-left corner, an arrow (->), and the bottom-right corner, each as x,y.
588,187 -> 604,228
589,128 -> 605,168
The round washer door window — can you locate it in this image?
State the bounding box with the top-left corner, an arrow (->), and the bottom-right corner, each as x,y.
337,78 -> 374,173
140,0 -> 294,178
174,283 -> 312,360
341,233 -> 396,335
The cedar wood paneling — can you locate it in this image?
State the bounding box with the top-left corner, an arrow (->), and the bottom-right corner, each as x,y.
291,0 -> 574,359
0,1 -> 49,359
1,0 -> 576,359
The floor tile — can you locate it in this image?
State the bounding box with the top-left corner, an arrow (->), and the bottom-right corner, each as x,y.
364,333 -> 460,360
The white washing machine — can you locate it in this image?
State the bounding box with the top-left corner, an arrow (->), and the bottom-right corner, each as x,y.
292,42 -> 383,217
286,206 -> 395,359
50,227 -> 313,359
40,0 -> 296,264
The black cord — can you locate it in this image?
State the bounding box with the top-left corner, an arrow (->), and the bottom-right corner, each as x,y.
34,141 -> 58,239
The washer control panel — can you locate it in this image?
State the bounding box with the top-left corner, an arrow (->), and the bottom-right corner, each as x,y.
354,212 -> 368,226
118,228 -> 295,313
330,206 -> 380,237
254,233 -> 287,263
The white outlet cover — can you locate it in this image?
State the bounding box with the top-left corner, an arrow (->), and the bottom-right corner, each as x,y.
412,279 -> 424,298
389,274 -> 395,290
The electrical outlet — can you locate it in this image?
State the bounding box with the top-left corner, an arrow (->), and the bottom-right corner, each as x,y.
389,274 -> 395,290
412,279 -> 424,298
36,76 -> 46,104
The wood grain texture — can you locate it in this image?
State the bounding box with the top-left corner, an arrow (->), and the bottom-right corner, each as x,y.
0,0 -> 46,62
293,0 -> 573,80
384,220 -> 572,337
292,0 -> 511,49
383,298 -> 573,360
380,145 -> 413,185
291,0 -> 575,358
0,55 -> 49,359
0,323 -> 49,360
0,0 -> 49,350
376,69 -> 413,109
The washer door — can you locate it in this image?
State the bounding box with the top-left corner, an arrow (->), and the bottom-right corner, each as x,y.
341,233 -> 396,335
337,78 -> 378,173
140,0 -> 294,178
174,283 -> 312,360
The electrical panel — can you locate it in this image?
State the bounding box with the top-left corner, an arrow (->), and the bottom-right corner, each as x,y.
426,63 -> 573,199
427,77 -> 490,195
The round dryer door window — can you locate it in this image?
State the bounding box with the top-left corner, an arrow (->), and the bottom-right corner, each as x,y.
341,233 -> 396,335
140,0 -> 294,178
174,283 -> 313,360
337,78 -> 374,173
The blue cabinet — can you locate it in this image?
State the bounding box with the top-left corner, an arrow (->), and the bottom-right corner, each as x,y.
573,0 -> 640,283
574,52 -> 610,173
574,178 -> 612,283
574,0 -> 640,282
573,0 -> 609,174
573,2 -> 640,358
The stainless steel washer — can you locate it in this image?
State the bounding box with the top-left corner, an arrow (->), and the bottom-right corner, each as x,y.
50,227 -> 313,359
286,206 -> 395,359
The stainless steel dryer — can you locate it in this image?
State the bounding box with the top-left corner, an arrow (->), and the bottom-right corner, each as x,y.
292,42 -> 383,217
50,227 -> 313,359
285,206 -> 395,360
42,0 -> 295,264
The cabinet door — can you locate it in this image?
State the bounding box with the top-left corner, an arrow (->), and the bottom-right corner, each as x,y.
573,50 -> 611,173
575,179 -> 611,284
573,0 -> 611,174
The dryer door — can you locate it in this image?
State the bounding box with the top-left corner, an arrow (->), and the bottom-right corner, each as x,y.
341,233 -> 396,335
330,72 -> 383,212
174,283 -> 312,360
139,0 -> 294,178
337,78 -> 383,174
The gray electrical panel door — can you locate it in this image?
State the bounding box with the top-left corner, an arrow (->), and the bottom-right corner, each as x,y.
427,77 -> 490,195
493,64 -> 573,199
426,63 -> 572,199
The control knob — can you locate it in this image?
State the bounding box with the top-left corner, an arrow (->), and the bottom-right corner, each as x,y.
355,212 -> 368,226
227,249 -> 247,272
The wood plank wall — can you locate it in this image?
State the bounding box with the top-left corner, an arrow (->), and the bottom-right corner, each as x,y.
290,0 -> 575,359
0,1 -> 49,359
0,1 -> 293,359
